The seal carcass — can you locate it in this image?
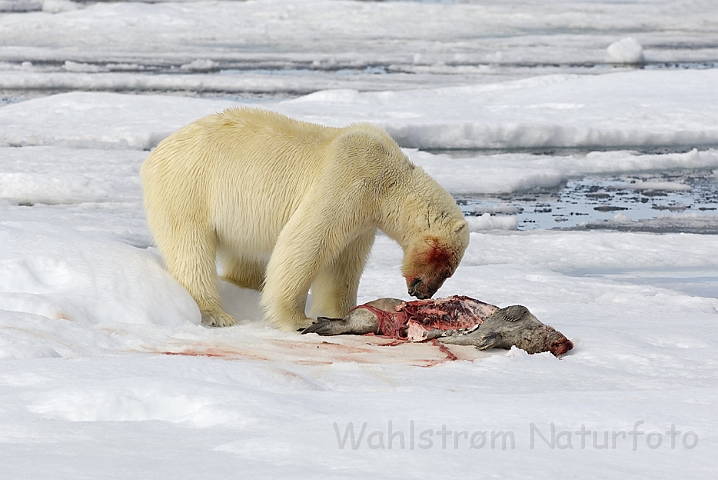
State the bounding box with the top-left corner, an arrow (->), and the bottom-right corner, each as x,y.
302,295 -> 573,356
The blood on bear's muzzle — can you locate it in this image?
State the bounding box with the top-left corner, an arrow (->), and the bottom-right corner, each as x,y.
407,276 -> 445,299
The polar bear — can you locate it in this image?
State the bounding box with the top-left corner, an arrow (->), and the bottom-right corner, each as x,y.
140,108 -> 469,331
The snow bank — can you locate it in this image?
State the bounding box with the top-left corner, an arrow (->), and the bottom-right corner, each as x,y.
0,92 -> 228,150
0,146 -> 144,204
0,222 -> 199,328
461,229 -> 718,274
2,69 -> 718,152
607,37 -> 645,64
30,377 -> 247,427
277,70 -> 718,149
0,70 -> 446,95
466,213 -> 518,231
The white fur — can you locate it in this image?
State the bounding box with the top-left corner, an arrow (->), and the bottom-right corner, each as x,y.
141,108 -> 469,331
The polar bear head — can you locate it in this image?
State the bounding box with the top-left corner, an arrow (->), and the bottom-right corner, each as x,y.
385,166 -> 470,299
401,222 -> 469,299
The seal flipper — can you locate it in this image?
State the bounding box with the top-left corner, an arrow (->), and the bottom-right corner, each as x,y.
492,305 -> 530,322
301,306 -> 381,336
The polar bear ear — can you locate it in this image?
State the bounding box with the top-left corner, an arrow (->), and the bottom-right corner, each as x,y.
452,220 -> 468,234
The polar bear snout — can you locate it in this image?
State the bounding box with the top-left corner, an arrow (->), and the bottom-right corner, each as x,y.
403,236 -> 460,299
407,277 -> 425,298
406,273 -> 449,299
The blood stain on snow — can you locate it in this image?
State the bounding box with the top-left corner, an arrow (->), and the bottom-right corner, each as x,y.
159,347 -> 270,361
430,339 -> 458,362
149,331 -> 488,366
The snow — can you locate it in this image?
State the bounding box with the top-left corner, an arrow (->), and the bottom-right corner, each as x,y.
466,213 -> 518,231
41,0 -> 77,14
608,37 -> 645,64
1,0 -> 717,478
2,0 -> 718,93
4,70 -> 718,152
277,70 -> 718,150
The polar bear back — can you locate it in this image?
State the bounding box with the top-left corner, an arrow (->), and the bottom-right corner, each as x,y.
141,108 -> 407,257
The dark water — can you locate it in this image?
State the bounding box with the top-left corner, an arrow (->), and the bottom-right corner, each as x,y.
457,168 -> 718,234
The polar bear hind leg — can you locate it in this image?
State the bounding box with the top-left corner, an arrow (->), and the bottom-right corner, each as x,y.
154,217 -> 237,328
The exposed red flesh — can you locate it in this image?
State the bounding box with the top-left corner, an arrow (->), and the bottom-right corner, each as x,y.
350,295 -> 498,341
401,295 -> 498,341
348,303 -> 409,339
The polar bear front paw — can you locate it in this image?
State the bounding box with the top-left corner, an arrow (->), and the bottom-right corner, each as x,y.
201,310 -> 238,327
